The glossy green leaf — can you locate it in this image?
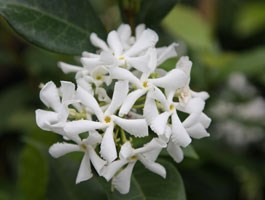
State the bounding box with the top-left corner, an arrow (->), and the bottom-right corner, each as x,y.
0,0 -> 106,55
235,2 -> 265,37
98,159 -> 186,200
162,5 -> 213,50
17,144 -> 49,200
136,0 -> 178,27
47,157 -> 106,200
134,159 -> 186,200
98,176 -> 145,200
183,145 -> 199,160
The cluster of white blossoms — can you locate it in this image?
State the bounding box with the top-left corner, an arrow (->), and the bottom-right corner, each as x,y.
36,24 -> 211,194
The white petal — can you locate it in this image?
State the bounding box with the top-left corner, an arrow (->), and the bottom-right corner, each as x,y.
58,62 -> 82,74
135,24 -> 146,39
96,87 -> 111,103
60,81 -> 76,102
119,89 -> 146,116
134,138 -> 167,155
138,155 -> 166,178
80,57 -> 103,71
76,154 -> 93,183
76,78 -> 94,95
107,31 -> 123,56
125,29 -> 158,56
126,54 -> 150,73
183,113 -> 211,128
82,51 -> 99,58
148,87 -> 168,108
167,141 -> 183,163
143,95 -> 159,124
100,51 -> 117,65
113,116 -> 148,137
49,142 -> 80,158
186,123 -> 210,139
150,112 -> 170,135
200,113 -> 211,128
105,81 -> 128,115
119,142 -> 134,160
157,43 -> 178,65
64,120 -> 106,135
171,112 -> 191,147
112,162 -> 136,194
77,86 -> 104,120
100,126 -> 117,163
117,24 -> 131,49
35,109 -> 58,131
176,97 -> 205,114
176,56 -> 192,76
87,146 -> 106,175
86,131 -> 102,145
142,148 -> 162,162
109,67 -> 141,87
191,90 -> 209,100
150,69 -> 188,91
40,81 -> 61,112
126,48 -> 157,73
101,159 -> 128,181
90,33 -> 109,51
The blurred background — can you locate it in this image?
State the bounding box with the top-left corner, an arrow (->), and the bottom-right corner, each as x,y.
0,0 -> 265,199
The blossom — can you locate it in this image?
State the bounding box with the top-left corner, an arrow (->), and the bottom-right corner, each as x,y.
102,138 -> 167,194
63,81 -> 149,163
49,131 -> 106,183
35,81 -> 78,136
35,23 -> 211,195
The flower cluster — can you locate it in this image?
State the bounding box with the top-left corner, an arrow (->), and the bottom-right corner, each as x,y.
36,24 -> 211,194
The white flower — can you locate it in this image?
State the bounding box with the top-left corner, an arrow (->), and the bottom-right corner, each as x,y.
174,56 -> 209,106
64,81 -> 149,163
102,138 -> 167,194
82,25 -> 158,71
35,23 -> 212,195
35,81 -> 78,135
146,87 -> 192,147
49,131 -> 106,183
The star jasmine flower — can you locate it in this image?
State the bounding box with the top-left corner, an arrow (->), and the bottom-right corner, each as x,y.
146,88 -> 192,147
35,81 -> 78,136
64,81 -> 149,163
82,27 -> 159,70
35,23 -> 212,194
174,56 -> 209,106
49,131 -> 106,183
102,138 -> 167,194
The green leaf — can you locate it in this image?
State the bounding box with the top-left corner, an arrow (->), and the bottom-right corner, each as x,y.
235,2 -> 265,37
183,145 -> 199,160
136,0 -> 178,27
17,144 -> 49,200
47,157 -> 107,200
0,0 -> 106,55
162,5 -> 213,50
98,159 -> 186,200
134,159 -> 186,200
98,176 -> 145,200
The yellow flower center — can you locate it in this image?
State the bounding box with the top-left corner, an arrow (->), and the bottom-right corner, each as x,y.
142,81 -> 148,88
104,116 -> 111,123
80,143 -> 87,151
95,75 -> 102,80
169,104 -> 175,111
118,55 -> 125,60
